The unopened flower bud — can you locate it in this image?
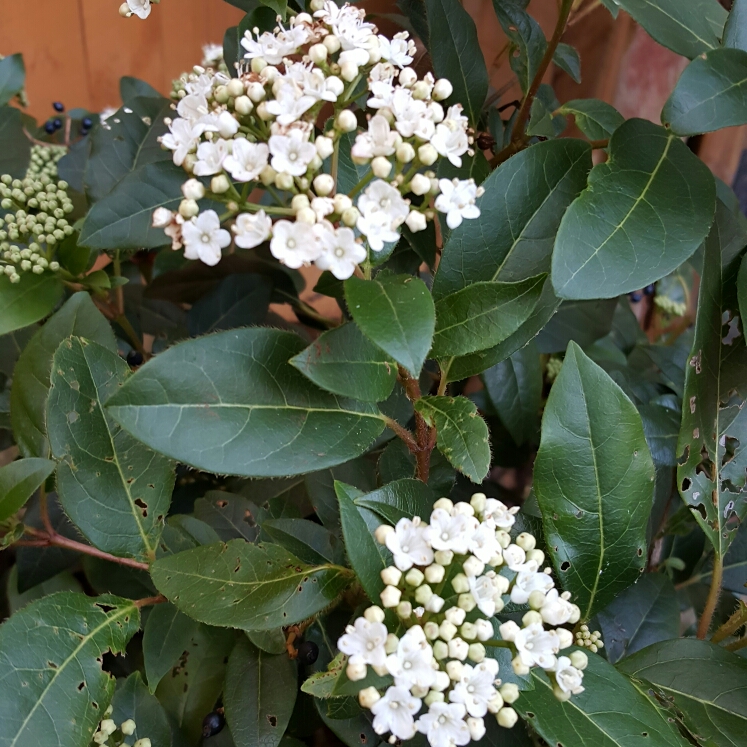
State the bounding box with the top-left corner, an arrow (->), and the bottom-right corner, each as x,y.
119,2 -> 132,17
380,585 -> 401,608
498,683 -> 519,704
358,686 -> 380,708
333,193 -> 352,213
425,594 -> 444,613
458,593 -> 477,612
424,563 -> 444,584
414,584 -> 433,604
211,175 -> 231,194
424,621 -> 440,639
425,690 -> 445,706
182,178 -> 205,200
556,628 -> 574,649
346,662 -> 367,681
256,101 -> 273,121
468,642 -> 486,663
375,525 -> 394,544
179,199 -> 200,218
323,34 -> 341,53
336,109 -> 357,132
214,85 -> 230,104
341,206 -> 360,226
570,651 -> 589,670
487,692 -> 504,713
396,142 -> 415,163
396,601 -> 412,619
183,154 -> 197,173
448,637 -> 469,660
226,78 -> 245,98
451,573 -> 469,594
313,173 -> 335,197
445,660 -> 464,680
152,207 -> 174,228
296,207 -> 316,224
460,622 -> 477,641
568,605 -> 581,624
412,80 -> 431,100
418,143 -> 438,166
247,81 -> 266,102
409,173 -> 430,197
121,720 -> 136,736
497,707 -> 518,729
100,720 -> 117,736
439,620 -> 457,641
405,568 -> 424,587
432,78 -> 454,101
434,550 -> 453,566
314,136 -> 334,160
340,61 -> 359,82
291,194 -> 310,212
522,610 -> 542,627
275,172 -> 295,191
133,741 -> 151,747
528,590 -> 546,610
307,43 -> 328,65
250,57 -> 267,74
259,164 -> 277,186
399,67 -> 417,87
235,95 -> 253,115
467,717 -> 486,740
385,633 -> 399,654
526,549 -> 545,565
553,684 -> 572,702
445,607 -> 466,627
496,530 -> 511,549
433,498 -> 453,511
512,656 -> 530,676
404,210 -> 427,233
433,640 -> 448,659
463,556 -> 485,578
516,532 -> 536,552
364,605 -> 385,624
371,156 -> 392,178
410,684 -> 429,698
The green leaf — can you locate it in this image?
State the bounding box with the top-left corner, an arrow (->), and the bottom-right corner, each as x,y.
150,539 -> 353,631
120,76 -> 163,104
5,566 -> 83,616
0,273 -> 64,337
353,478 -> 435,525
676,201 -> 747,558
84,96 -> 171,202
554,43 -> 581,83
594,574 -> 679,664
614,0 -> 727,59
415,395 -> 490,483
0,457 -> 55,521
302,653 -> 346,698
290,323 -> 397,403
187,273 -> 272,336
11,292 -> 116,458
155,623 -> 236,746
110,672 -> 171,747
425,0 -> 488,124
492,1 -> 547,94
336,481 -> 390,602
0,107 -> 31,178
482,340 -> 541,446
432,275 -> 546,358
740,252 -> 747,339
48,338 -> 174,561
79,161 -> 187,250
534,342 -> 655,620
246,628 -> 287,655
536,298 -> 618,353
224,636 -> 297,747
0,592 -> 140,747
618,639 -> 747,747
724,0 -> 747,51
0,54 -> 25,106
663,48 -> 747,135
263,518 -> 343,565
557,99 -> 625,140
552,119 -> 716,300
314,699 -> 380,747
106,328 -> 384,477
345,274 -> 435,376
193,491 -> 261,542
142,602 -> 199,694
516,650 -> 689,747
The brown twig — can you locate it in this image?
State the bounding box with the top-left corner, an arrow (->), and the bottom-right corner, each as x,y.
697,554 -> 723,639
396,366 -> 436,483
134,595 -> 167,608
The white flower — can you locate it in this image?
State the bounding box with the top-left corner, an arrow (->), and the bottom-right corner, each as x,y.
310,197 -> 335,221
378,32 -> 415,68
177,93 -> 210,124
425,508 -> 476,555
416,702 -> 470,747
223,140 -> 269,182
152,207 -> 173,228
513,623 -> 559,669
338,616 -> 388,667
391,88 -> 434,140
356,179 -> 409,251
193,139 -> 230,176
367,78 -> 396,109
482,498 -> 518,530
384,517 -> 434,571
553,656 -> 585,695
242,28 -> 304,65
356,210 -> 400,252
265,82 -> 316,125
510,567 -> 554,605
201,43 -> 224,66
449,660 -> 499,717
434,178 -> 480,230
269,129 -> 316,176
469,523 -> 502,565
233,211 -> 272,249
370,685 -> 421,740
161,119 -> 203,166
127,0 -> 150,19
468,572 -> 505,618
539,588 -> 577,626
201,111 -> 240,139
315,223 -> 367,280
351,115 -> 398,160
502,544 -> 528,572
385,625 -> 436,689
431,124 -> 469,167
181,210 -> 230,266
269,220 -> 321,268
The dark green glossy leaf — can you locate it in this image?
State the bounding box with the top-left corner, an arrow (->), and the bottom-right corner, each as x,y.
11,292 -> 116,459
552,119 -> 715,299
315,699 -> 380,747
353,478 -> 435,525
5,567 -> 83,616
290,323 -> 397,403
110,672 -> 171,747
0,457 -> 55,522
193,491 -> 261,542
106,328 -> 385,477
0,273 -> 64,337
0,53 -> 25,106
432,275 -> 546,358
739,253 -> 747,325
0,593 -> 140,747
614,0 -> 726,58
724,0 -> 747,51
534,342 -> 655,620
618,639 -> 747,747
142,602 -> 199,694
554,43 -> 581,83
336,481 -> 390,602
482,340 -> 541,446
535,298 -> 618,354
150,539 -> 353,631
246,628 -> 287,655
677,201 -> 747,558
48,338 -> 174,561
594,574 -> 679,664
345,274 -> 435,376
664,47 -> 747,135
224,636 -> 297,747
263,518 -> 343,565
415,395 -> 490,483
336,131 -> 370,198
120,76 -> 163,103
558,99 -> 625,140
425,0 -> 488,124
516,650 -> 689,747
0,107 -> 31,178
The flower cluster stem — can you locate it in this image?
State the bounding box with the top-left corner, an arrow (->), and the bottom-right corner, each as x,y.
697,554 -> 723,639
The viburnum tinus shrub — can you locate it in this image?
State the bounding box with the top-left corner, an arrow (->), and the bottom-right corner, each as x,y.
0,0 -> 746,746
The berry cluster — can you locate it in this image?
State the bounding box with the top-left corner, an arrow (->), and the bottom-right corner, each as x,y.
337,493 -> 588,747
152,2 -> 483,278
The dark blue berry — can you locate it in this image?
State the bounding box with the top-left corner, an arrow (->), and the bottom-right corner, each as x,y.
44,120 -> 56,134
296,640 -> 319,665
202,711 -> 225,738
629,291 -> 643,303
82,117 -> 93,129
126,350 -> 144,367
643,284 -> 655,296
52,118 -> 63,130
53,102 -> 65,112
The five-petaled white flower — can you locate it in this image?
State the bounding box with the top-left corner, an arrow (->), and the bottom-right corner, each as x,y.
223,140 -> 269,182
482,498 -> 518,530
540,588 -> 578,626
425,508 -> 476,555
449,660 -> 499,717
371,686 -> 421,740
511,623 -> 560,670
181,210 -> 231,266
384,517 -> 434,571
161,119 -> 203,167
416,702 -> 470,747
193,139 -> 230,176
553,657 -> 585,695
127,0 -> 151,19
434,178 -> 481,230
469,523 -> 502,565
468,571 -> 506,618
269,129 -> 317,176
269,220 -> 321,268
385,625 -> 436,689
233,211 -> 272,249
351,115 -> 399,160
315,223 -> 368,280
510,566 -> 554,605
338,616 -> 388,667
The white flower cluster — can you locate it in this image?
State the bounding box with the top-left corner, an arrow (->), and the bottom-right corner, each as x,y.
92,707 -> 151,747
152,2 -> 482,277
337,493 -> 588,747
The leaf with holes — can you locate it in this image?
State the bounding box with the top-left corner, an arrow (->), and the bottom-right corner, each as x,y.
150,539 -> 353,631
47,338 -> 174,562
552,119 -> 715,300
0,592 -> 140,747
0,457 -> 55,522
415,396 -> 490,483
106,328 -> 384,477
618,639 -> 747,747
534,343 -> 655,621
676,201 -> 747,558
224,636 -> 297,747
